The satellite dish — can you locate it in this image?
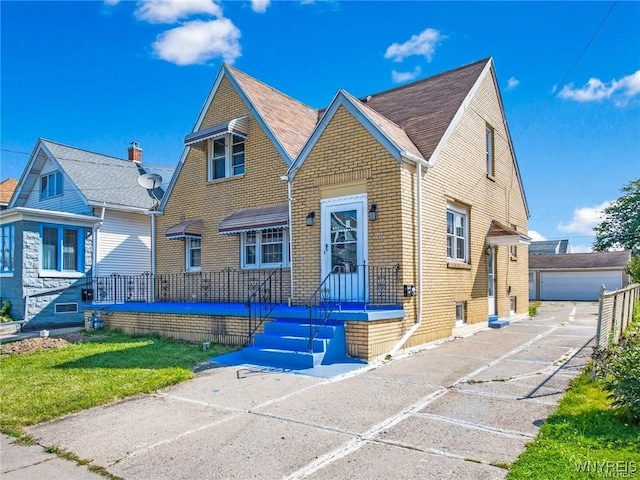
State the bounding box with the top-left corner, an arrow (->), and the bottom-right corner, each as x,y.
137,173 -> 163,190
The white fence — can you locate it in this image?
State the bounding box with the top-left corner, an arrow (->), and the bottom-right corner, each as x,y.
595,283 -> 640,350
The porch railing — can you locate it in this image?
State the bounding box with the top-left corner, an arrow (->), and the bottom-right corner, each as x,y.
87,269 -> 289,304
305,263 -> 400,350
246,268 -> 284,345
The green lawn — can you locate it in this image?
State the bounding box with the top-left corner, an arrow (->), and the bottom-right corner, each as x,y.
507,370 -> 640,479
0,331 -> 236,436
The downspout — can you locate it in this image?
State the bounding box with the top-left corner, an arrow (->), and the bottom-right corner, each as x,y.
388,152 -> 429,357
281,175 -> 294,305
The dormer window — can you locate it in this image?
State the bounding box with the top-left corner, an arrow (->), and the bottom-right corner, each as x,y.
209,135 -> 245,181
41,171 -> 63,199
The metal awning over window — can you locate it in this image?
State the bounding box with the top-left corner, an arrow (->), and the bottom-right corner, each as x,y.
486,220 -> 531,246
184,116 -> 249,150
219,204 -> 288,235
165,219 -> 202,240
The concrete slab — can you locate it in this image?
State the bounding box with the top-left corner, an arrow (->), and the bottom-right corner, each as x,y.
426,338 -> 516,360
369,350 -> 491,387
468,359 -> 551,382
455,379 -> 566,404
379,414 -> 530,465
162,364 -> 322,411
28,394 -> 233,466
509,345 -> 574,364
256,374 -> 440,434
305,441 -> 507,480
549,326 -> 597,337
1,435 -> 103,480
109,413 -> 351,480
419,390 -> 555,436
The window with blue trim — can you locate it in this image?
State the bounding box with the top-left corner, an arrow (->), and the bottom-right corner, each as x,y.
1,224 -> 15,273
41,171 -> 63,199
41,225 -> 84,272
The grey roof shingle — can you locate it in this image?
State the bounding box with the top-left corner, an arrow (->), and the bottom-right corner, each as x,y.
41,140 -> 174,210
529,250 -> 631,269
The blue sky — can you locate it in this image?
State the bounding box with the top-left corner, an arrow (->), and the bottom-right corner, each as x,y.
1,0 -> 639,252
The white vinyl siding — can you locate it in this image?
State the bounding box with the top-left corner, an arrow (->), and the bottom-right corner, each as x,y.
95,210 -> 151,277
24,156 -> 87,214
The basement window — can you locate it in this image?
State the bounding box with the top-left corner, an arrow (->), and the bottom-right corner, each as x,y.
55,303 -> 78,314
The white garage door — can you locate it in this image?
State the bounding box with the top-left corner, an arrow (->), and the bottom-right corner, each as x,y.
540,271 -> 623,301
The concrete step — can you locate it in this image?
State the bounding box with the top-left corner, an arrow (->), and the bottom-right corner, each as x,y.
243,346 -> 325,369
264,321 -> 337,339
252,333 -> 328,353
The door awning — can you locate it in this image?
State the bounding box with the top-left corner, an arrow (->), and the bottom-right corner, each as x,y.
486,220 -> 531,246
184,116 -> 249,150
219,204 -> 288,235
165,219 -> 202,240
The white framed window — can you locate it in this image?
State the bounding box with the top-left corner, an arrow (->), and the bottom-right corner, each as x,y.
510,296 -> 517,315
446,204 -> 469,263
1,224 -> 15,273
41,224 -> 83,272
208,134 -> 245,181
455,301 -> 466,327
241,228 -> 289,269
41,171 -> 63,199
186,238 -> 201,272
486,124 -> 495,177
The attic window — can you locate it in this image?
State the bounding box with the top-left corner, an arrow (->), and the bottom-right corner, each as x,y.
41,171 -> 63,200
486,125 -> 495,177
208,135 -> 245,181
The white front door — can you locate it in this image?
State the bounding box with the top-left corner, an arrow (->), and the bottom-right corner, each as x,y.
487,246 -> 496,316
321,194 -> 367,303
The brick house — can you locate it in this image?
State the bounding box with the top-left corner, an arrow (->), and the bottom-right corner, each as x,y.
105,58 -> 530,365
0,139 -> 172,328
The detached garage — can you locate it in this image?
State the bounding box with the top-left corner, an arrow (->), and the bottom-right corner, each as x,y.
530,250 -> 631,301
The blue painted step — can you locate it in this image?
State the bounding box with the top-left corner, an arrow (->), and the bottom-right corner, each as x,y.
242,319 -> 346,369
488,315 -> 510,329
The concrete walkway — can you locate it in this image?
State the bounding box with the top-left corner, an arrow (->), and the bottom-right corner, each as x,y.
2,301 -> 597,479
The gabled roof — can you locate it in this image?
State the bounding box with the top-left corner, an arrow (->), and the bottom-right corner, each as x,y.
0,178 -> 18,205
529,250 -> 631,270
363,58 -> 489,162
11,139 -> 174,212
226,65 -> 319,161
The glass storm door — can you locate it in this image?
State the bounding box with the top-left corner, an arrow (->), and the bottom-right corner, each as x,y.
321,195 -> 367,303
487,246 -> 496,316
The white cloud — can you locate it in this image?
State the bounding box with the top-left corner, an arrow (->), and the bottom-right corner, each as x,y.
506,77 -> 520,91
153,19 -> 241,65
251,0 -> 270,13
570,244 -> 594,253
384,28 -> 443,62
104,0 -> 120,5
557,201 -> 611,236
528,230 -> 546,241
391,66 -> 421,83
558,69 -> 640,105
135,0 -> 222,24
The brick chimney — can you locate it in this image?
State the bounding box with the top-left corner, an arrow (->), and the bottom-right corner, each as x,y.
128,141 -> 142,163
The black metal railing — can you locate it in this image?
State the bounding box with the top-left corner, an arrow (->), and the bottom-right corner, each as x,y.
305,263 -> 400,350
87,268 -> 289,304
246,268 -> 285,345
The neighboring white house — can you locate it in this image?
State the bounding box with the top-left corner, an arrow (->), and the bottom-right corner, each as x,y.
529,250 -> 631,301
0,139 -> 173,327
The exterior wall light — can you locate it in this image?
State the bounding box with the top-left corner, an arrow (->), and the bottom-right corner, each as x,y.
369,203 -> 377,221
306,211 -> 315,226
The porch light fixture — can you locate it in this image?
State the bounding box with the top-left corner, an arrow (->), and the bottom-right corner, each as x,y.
306,211 -> 315,227
369,203 -> 377,221
485,246 -> 492,256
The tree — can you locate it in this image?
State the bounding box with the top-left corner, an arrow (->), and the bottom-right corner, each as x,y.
593,179 -> 640,255
627,256 -> 640,284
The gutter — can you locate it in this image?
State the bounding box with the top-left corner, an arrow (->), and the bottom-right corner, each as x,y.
388,151 -> 431,356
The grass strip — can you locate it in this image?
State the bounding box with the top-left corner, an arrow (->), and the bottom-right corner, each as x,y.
507,370 -> 640,479
0,331 -> 236,435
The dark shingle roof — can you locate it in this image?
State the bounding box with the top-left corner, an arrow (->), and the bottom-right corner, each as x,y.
41,140 -> 174,210
529,250 -> 631,269
363,58 -> 489,161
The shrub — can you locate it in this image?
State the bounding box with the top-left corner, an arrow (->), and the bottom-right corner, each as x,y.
594,320 -> 640,423
0,300 -> 13,323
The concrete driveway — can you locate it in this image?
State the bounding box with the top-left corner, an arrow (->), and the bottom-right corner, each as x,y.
3,301 -> 597,479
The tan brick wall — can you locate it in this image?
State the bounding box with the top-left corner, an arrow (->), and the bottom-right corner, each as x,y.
345,318 -> 406,361
156,76 -> 290,281
86,310 -> 263,346
404,67 -> 529,349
